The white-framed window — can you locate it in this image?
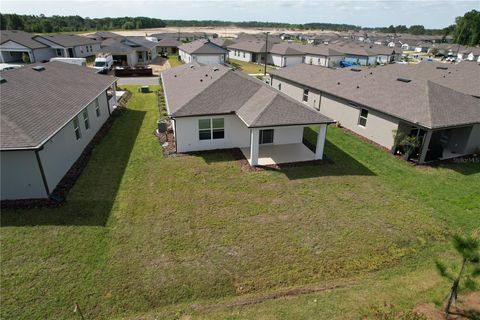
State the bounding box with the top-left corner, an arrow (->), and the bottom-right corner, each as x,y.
278,83 -> 282,91
198,118 -> 224,140
73,117 -> 81,140
358,108 -> 368,127
302,88 -> 309,102
95,99 -> 100,117
83,109 -> 90,130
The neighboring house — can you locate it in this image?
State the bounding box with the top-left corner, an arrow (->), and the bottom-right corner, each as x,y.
268,43 -> 304,67
0,30 -> 56,63
34,34 -> 101,58
466,47 -> 480,62
150,32 -> 217,42
161,63 -> 333,166
98,36 -> 158,66
210,38 -> 238,50
178,39 -> 229,65
270,63 -> 480,163
227,40 -> 271,64
413,42 -> 431,53
332,43 -> 378,66
156,38 -> 182,55
296,44 -> 345,67
0,62 -> 117,200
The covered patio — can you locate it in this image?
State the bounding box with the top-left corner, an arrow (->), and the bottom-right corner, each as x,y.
241,143 -> 315,166
241,125 -> 327,166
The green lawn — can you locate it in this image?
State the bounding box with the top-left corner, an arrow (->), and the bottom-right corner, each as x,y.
86,55 -> 96,67
1,87 -> 479,319
167,55 -> 185,68
229,58 -> 275,74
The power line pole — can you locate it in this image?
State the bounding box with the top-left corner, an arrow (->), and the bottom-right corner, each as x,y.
264,31 -> 270,76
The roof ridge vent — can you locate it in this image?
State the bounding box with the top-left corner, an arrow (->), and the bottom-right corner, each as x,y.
32,66 -> 45,71
436,66 -> 448,70
397,77 -> 411,83
213,67 -> 219,71
350,68 -> 361,72
0,77 -> 7,84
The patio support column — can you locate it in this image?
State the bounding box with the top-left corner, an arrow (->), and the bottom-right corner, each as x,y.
315,124 -> 327,160
63,48 -> 68,57
250,128 -> 260,166
418,130 -> 433,164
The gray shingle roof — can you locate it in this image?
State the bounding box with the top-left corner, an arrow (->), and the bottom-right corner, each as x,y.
161,63 -> 333,127
34,34 -> 100,47
0,62 -> 116,150
270,63 -> 480,129
157,38 -> 182,47
0,30 -> 47,49
269,43 -> 304,56
178,39 -> 228,54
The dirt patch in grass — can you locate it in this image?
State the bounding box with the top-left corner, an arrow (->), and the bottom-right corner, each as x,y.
414,291 -> 480,320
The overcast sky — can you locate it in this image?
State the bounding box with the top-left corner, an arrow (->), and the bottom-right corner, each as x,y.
1,0 -> 478,29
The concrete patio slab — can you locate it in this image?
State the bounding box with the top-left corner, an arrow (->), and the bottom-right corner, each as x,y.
241,143 -> 315,166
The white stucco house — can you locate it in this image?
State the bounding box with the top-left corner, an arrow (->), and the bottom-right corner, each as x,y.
270,63 -> 480,163
267,43 -> 305,67
0,62 -> 117,200
178,39 -> 229,65
161,63 -> 334,166
33,34 -> 101,58
0,30 -> 56,63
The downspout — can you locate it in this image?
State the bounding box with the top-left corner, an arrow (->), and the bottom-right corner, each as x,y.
35,148 -> 50,197
105,90 -> 112,116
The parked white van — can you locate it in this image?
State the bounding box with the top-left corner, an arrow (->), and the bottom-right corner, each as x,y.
94,53 -> 113,73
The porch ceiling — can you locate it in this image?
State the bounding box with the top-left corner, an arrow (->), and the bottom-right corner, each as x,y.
241,143 -> 315,166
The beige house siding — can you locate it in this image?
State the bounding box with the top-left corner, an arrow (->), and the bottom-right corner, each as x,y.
320,95 -> 399,148
272,76 -> 400,149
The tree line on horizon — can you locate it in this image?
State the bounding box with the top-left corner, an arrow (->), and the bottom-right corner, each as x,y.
0,10 -> 478,46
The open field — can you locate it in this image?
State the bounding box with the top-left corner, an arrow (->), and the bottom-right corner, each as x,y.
89,26 -> 332,38
1,86 -> 479,319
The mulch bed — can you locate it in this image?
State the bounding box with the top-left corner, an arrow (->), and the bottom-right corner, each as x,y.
1,90 -> 132,210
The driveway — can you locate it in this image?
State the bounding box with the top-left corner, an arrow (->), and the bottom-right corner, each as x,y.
116,76 -> 160,85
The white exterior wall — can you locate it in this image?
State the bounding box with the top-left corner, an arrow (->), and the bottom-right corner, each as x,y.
376,55 -> 390,64
269,126 -> 304,144
37,91 -> 110,194
304,55 -> 344,67
345,55 -> 377,66
0,150 -> 48,200
194,54 -> 225,65
319,94 -> 399,148
229,50 -> 252,62
73,43 -> 101,58
174,114 -> 250,153
179,49 -> 192,63
270,54 -> 303,67
174,114 -> 306,153
32,47 -> 57,62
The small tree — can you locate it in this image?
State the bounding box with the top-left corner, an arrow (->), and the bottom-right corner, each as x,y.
21,52 -> 30,64
436,230 -> 480,319
399,135 -> 421,160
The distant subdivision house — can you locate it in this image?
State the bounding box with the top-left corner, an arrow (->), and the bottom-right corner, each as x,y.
0,62 -> 118,200
178,40 -> 229,65
33,34 -> 101,58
